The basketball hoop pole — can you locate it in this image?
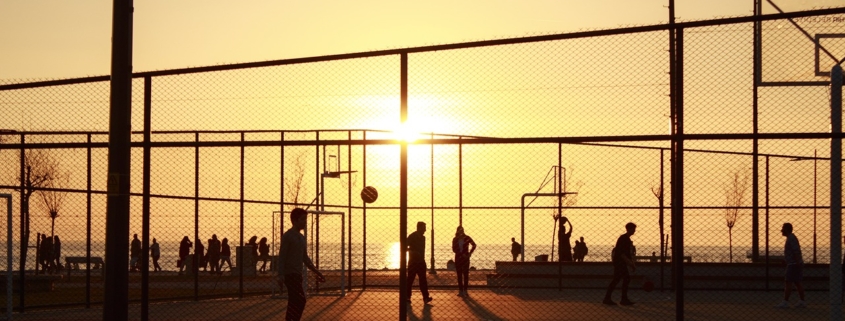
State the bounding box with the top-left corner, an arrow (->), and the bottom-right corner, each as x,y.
315,145 -> 356,294
306,210 -> 346,297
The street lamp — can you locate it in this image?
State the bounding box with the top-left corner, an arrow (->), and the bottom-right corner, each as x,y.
790,149 -> 817,264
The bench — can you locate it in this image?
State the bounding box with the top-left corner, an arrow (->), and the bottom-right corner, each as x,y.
746,252 -> 785,263
634,255 -> 691,263
65,256 -> 104,276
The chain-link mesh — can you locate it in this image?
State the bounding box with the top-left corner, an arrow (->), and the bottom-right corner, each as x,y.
1,8 -> 845,321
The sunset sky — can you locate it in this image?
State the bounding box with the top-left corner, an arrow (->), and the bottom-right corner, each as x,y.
1,1 -> 843,269
3,0 -> 832,80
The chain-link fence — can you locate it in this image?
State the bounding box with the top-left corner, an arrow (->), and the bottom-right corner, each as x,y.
2,7 -> 845,321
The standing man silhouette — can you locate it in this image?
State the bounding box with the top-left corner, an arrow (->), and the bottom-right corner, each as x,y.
277,208 -> 325,321
150,238 -> 161,272
603,222 -> 636,306
129,234 -> 141,272
406,221 -> 433,305
511,237 -> 522,262
776,223 -> 806,308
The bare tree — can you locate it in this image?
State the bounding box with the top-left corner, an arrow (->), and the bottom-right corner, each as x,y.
724,168 -> 750,263
37,170 -> 70,242
284,151 -> 308,213
15,147 -> 65,275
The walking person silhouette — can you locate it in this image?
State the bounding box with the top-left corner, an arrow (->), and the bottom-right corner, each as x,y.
406,221 -> 433,305
603,222 -> 636,306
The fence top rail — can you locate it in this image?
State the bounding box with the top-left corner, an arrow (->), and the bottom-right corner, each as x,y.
1,7 -> 844,92
0,129 -> 487,139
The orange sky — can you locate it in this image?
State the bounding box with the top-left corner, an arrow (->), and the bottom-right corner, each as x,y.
4,0 -> 829,80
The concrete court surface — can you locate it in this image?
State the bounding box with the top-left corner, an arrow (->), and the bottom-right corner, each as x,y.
7,288 -> 842,321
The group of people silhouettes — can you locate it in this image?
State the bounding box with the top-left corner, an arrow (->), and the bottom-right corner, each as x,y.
556,216 -> 589,262
175,234 -> 234,274
36,233 -> 62,274
273,212 -> 812,315
405,222 -> 478,304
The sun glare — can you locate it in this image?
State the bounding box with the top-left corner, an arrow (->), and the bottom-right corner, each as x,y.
387,242 -> 401,269
394,121 -> 422,143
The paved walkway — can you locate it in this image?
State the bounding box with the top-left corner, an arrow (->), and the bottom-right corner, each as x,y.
8,288 -> 842,320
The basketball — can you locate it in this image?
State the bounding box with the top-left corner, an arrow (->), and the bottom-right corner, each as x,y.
361,186 -> 378,204
642,280 -> 654,292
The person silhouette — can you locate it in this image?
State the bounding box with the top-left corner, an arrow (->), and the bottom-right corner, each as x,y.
247,235 -> 259,269
258,237 -> 270,272
558,216 -> 573,262
129,234 -> 141,272
52,235 -> 62,272
452,226 -> 476,297
218,237 -> 232,272
776,223 -> 806,308
195,238 -> 205,273
574,236 -> 588,262
178,236 -> 192,274
603,222 -> 636,306
511,237 -> 521,262
406,221 -> 433,305
277,208 -> 325,321
151,238 -> 162,272
40,234 -> 53,274
207,234 -> 220,273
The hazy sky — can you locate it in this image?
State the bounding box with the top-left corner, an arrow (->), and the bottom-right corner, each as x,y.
2,0 -> 807,80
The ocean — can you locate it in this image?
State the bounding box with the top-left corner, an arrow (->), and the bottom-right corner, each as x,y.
0,240 -> 833,272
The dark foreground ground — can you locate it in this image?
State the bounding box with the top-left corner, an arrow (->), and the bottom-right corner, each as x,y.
8,288 -> 843,321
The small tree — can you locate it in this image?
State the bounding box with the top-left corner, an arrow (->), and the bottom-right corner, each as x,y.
724,168 -> 750,263
13,146 -> 65,276
37,170 -> 70,243
284,151 -> 309,213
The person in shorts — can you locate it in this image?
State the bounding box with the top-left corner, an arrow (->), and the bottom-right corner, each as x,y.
775,223 -> 805,308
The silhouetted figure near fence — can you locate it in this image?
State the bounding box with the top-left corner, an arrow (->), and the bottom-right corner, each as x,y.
207,234 -> 220,273
130,234 -> 141,272
151,238 -> 162,272
258,237 -> 270,273
574,236 -> 588,262
219,237 -> 232,272
452,226 -> 476,297
39,234 -> 52,274
195,238 -> 206,273
278,208 -> 325,321
406,221 -> 433,305
511,237 -> 521,262
178,236 -> 192,274
52,235 -> 62,272
776,223 -> 806,308
603,222 -> 636,306
558,216 -> 573,262
248,235 -> 259,259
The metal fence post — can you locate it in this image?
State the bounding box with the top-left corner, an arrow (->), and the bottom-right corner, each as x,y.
3,193 -> 12,321
398,52 -> 409,321
829,64 -> 842,321
141,75 -> 152,321
671,27 -> 685,321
